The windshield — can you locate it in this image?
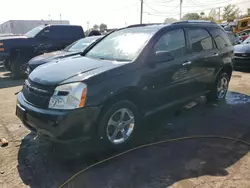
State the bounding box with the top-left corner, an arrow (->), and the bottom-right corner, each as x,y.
85,28 -> 156,61
64,36 -> 101,52
243,36 -> 250,44
25,25 -> 45,38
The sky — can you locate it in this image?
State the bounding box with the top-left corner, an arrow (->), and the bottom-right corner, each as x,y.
0,0 -> 249,30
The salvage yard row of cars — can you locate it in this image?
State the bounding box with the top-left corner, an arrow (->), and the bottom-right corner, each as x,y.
0,21 -> 249,150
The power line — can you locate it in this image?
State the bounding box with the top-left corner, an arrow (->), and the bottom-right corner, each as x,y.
144,0 -> 250,17
108,3 -> 138,13
144,2 -> 179,13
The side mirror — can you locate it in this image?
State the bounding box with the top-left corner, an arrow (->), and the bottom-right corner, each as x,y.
155,51 -> 174,63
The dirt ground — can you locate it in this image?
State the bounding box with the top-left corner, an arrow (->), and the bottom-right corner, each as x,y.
1,67 -> 250,188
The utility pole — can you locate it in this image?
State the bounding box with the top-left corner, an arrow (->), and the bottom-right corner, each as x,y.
218,7 -> 221,21
140,0 -> 143,24
87,21 -> 89,31
180,0 -> 183,20
60,14 -> 62,23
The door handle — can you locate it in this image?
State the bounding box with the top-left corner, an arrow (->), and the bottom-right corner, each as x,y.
213,53 -> 219,56
182,61 -> 192,66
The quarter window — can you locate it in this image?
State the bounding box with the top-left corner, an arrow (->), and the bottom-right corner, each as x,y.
187,28 -> 213,53
154,29 -> 186,58
210,28 -> 232,49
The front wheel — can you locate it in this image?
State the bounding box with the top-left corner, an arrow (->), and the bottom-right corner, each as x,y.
97,100 -> 140,149
207,72 -> 230,102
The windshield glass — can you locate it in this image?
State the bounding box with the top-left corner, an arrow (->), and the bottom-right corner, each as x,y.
25,25 -> 45,38
85,28 -> 157,61
243,36 -> 250,44
65,36 -> 101,52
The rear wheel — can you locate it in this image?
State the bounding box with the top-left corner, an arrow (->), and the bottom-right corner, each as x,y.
97,100 -> 140,150
207,72 -> 229,102
3,59 -> 11,71
10,60 -> 27,79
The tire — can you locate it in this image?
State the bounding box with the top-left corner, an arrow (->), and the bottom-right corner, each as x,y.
207,72 -> 230,102
10,61 -> 22,79
97,100 -> 140,150
3,60 -> 11,71
10,61 -> 27,79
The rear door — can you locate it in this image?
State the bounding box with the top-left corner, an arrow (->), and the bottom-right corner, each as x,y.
144,28 -> 194,109
209,28 -> 234,71
185,27 -> 220,94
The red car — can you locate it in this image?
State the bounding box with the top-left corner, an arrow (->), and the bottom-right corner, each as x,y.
237,29 -> 250,41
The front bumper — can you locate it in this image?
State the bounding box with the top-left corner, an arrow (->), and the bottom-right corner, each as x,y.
16,92 -> 101,143
233,57 -> 250,68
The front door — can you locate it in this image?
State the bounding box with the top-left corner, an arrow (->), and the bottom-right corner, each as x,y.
144,28 -> 194,110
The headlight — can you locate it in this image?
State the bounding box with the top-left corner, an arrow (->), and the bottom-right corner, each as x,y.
49,82 -> 87,109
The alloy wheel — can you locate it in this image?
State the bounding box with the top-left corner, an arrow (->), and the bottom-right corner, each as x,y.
106,108 -> 135,145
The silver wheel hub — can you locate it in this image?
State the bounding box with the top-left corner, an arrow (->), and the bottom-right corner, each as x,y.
106,108 -> 135,145
217,77 -> 228,99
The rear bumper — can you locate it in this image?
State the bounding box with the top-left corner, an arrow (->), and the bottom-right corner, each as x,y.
16,92 -> 102,144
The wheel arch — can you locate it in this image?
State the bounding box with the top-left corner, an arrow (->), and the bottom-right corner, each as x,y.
216,64 -> 233,81
99,87 -> 146,116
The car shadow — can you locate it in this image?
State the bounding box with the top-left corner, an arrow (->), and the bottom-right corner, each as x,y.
17,91 -> 250,188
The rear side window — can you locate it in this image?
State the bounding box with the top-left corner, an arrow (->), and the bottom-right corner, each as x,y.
210,28 -> 232,49
154,29 -> 186,58
187,28 -> 213,53
43,26 -> 84,39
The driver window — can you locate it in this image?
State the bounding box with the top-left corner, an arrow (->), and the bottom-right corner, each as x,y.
154,29 -> 186,58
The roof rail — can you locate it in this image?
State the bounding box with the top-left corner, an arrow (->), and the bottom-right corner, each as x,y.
126,23 -> 165,28
173,20 -> 216,24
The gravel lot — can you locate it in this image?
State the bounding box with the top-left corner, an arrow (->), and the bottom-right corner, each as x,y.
1,67 -> 250,188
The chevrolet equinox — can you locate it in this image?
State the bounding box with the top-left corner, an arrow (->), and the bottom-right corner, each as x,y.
16,21 -> 233,149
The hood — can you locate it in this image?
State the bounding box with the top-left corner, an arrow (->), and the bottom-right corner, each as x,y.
29,50 -> 79,67
0,35 -> 27,41
234,44 -> 250,54
29,56 -> 128,85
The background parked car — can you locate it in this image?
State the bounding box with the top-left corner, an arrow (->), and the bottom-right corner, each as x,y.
16,21 -> 233,150
226,31 -> 241,45
237,29 -> 250,42
0,24 -> 84,79
233,36 -> 250,70
26,35 -> 103,74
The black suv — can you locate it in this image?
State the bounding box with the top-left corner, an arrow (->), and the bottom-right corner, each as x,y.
16,21 -> 233,149
0,24 -> 84,78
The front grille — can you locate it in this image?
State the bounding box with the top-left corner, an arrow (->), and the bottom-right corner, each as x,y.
22,79 -> 55,108
234,53 -> 250,57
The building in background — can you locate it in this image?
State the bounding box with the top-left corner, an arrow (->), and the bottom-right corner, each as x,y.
0,20 -> 70,35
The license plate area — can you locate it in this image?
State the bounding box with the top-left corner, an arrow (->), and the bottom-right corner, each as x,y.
16,104 -> 26,121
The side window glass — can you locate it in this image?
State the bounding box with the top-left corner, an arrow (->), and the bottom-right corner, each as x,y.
43,27 -> 62,39
210,28 -> 232,49
154,29 -> 186,59
188,28 -> 213,53
39,29 -> 50,37
241,21 -> 248,28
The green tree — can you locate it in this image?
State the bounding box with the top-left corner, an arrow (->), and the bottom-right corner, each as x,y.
93,24 -> 99,30
200,12 -> 205,18
164,17 -> 177,24
182,13 -> 200,20
222,4 -> 240,21
99,23 -> 107,32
